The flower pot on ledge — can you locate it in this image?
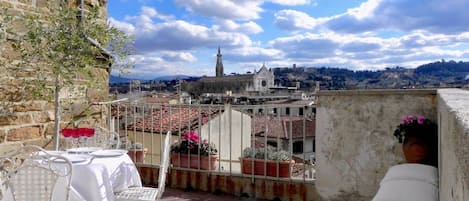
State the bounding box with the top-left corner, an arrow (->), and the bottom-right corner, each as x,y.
171,153 -> 219,170
240,157 -> 294,178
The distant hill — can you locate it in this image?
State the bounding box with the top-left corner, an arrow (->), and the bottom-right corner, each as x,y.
151,75 -> 193,81
273,60 -> 469,90
109,75 -> 134,84
110,74 -> 195,84
110,60 -> 469,90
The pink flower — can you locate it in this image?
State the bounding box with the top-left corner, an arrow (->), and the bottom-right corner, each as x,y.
402,115 -> 414,124
417,115 -> 425,125
182,131 -> 200,143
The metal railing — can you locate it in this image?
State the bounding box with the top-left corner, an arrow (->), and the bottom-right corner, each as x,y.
103,100 -> 316,182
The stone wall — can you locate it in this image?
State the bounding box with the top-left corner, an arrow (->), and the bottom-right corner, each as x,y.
315,89 -> 437,201
437,89 -> 469,201
0,0 -> 109,152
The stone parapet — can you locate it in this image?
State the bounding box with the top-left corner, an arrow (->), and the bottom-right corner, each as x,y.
137,166 -> 318,201
316,89 -> 437,201
437,89 -> 469,201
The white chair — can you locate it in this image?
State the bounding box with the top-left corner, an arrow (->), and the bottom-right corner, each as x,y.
0,145 -> 73,201
115,131 -> 172,201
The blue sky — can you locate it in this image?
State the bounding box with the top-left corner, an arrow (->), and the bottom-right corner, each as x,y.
108,0 -> 469,79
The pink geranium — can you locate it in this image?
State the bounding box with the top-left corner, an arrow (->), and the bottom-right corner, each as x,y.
183,131 -> 200,143
171,131 -> 218,156
417,115 -> 425,125
394,114 -> 437,143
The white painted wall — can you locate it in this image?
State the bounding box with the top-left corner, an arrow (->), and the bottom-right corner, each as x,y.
200,105 -> 251,171
437,89 -> 469,201
316,89 -> 437,201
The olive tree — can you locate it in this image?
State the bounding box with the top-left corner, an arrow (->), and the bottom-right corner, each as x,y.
11,1 -> 133,149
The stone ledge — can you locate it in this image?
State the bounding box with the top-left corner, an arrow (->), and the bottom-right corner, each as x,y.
137,166 -> 318,201
318,89 -> 437,96
437,89 -> 469,130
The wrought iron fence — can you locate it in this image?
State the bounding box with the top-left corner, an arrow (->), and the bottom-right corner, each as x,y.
102,101 -> 316,182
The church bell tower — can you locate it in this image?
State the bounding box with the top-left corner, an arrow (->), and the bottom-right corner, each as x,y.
215,47 -> 224,77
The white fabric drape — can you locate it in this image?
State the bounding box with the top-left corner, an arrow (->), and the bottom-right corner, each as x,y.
372,163 -> 438,201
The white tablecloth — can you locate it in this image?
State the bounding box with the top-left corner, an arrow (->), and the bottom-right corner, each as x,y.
0,153 -> 141,201
70,153 -> 142,201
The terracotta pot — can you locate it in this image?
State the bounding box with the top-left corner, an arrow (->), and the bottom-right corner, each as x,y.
240,158 -> 293,178
128,148 -> 148,163
402,136 -> 431,164
171,153 -> 219,170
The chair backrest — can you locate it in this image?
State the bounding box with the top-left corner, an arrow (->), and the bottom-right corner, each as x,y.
0,145 -> 72,201
156,131 -> 172,200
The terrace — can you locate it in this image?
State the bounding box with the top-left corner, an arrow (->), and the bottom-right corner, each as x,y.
102,88 -> 469,200
1,88 -> 468,201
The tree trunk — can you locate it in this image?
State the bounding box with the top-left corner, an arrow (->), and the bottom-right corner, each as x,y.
54,74 -> 61,151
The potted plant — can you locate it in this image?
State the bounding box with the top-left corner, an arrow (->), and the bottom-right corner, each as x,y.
393,115 -> 438,167
126,142 -> 148,163
170,131 -> 218,170
240,147 -> 294,178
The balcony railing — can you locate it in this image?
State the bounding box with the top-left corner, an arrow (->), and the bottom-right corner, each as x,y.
102,100 -> 316,182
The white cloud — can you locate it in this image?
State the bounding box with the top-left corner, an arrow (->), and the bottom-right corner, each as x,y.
223,47 -> 284,62
124,7 -> 174,25
213,20 -> 263,34
111,7 -> 254,53
398,32 -> 469,49
267,31 -> 469,70
274,10 -> 321,30
268,0 -> 312,6
341,41 -> 381,52
108,17 -> 135,34
174,0 -> 263,20
135,20 -> 252,53
140,6 -> 174,21
323,0 -> 469,34
161,52 -> 197,62
270,33 -> 341,59
118,54 -> 205,78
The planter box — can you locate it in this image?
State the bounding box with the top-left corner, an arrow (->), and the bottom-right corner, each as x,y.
240,158 -> 293,178
171,153 -> 219,170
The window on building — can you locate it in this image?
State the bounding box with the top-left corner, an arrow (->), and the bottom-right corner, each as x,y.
258,108 -> 263,114
267,140 -> 277,148
313,138 -> 316,152
286,107 -> 290,115
293,141 -> 303,154
273,108 -> 277,114
299,107 -> 304,116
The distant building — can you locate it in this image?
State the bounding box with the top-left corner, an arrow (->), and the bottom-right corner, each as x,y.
252,115 -> 316,162
200,105 -> 252,171
183,48 -> 275,97
215,47 -> 224,77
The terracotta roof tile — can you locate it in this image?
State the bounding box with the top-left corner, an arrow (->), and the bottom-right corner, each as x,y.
126,106 -> 216,134
253,115 -> 315,139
